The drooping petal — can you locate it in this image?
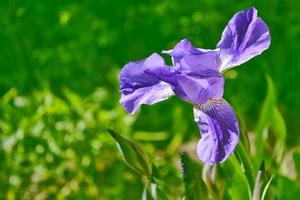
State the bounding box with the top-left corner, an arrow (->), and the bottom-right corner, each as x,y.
145,66 -> 224,105
193,99 -> 239,165
120,53 -> 164,91
120,82 -> 174,114
217,7 -> 271,71
119,53 -> 174,114
143,65 -> 177,84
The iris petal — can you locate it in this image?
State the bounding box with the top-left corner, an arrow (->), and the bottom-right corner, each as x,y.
217,7 -> 271,71
193,99 -> 239,165
119,53 -> 174,114
162,39 -> 214,66
176,72 -> 224,105
120,82 -> 174,114
180,51 -> 222,72
145,66 -> 224,105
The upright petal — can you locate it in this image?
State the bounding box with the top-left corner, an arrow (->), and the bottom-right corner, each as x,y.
162,39 -> 214,66
193,99 -> 239,165
119,53 -> 174,114
179,51 -> 222,72
217,7 -> 271,71
163,39 -> 203,60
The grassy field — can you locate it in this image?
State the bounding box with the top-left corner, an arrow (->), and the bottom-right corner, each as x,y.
1,0 -> 300,199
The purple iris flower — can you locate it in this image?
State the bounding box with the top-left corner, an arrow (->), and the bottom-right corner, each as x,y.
119,7 -> 270,165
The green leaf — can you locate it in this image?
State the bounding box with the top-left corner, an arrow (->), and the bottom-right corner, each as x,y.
261,175 -> 273,200
166,106 -> 186,155
271,106 -> 286,162
252,161 -> 265,200
235,142 -> 255,190
219,155 -> 251,200
256,75 -> 276,162
252,161 -> 274,200
133,131 -> 169,141
153,178 -> 170,200
142,178 -> 169,200
142,183 -> 155,200
255,76 -> 286,165
107,129 -> 151,177
142,188 -> 153,200
237,115 -> 251,154
271,107 -> 286,143
149,165 -> 171,199
166,132 -> 183,155
180,153 -> 208,200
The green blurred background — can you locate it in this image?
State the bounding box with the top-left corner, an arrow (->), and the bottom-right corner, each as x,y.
1,0 -> 300,199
